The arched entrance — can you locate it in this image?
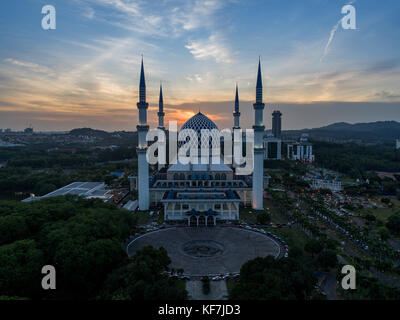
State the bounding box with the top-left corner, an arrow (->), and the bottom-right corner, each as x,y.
207,216 -> 215,226
189,215 -> 197,226
198,216 -> 206,226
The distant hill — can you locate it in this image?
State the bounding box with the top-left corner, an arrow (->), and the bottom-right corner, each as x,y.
69,128 -> 110,138
284,121 -> 400,143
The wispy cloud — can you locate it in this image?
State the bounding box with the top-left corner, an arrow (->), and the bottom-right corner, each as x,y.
169,0 -> 225,33
4,58 -> 53,74
185,33 -> 233,63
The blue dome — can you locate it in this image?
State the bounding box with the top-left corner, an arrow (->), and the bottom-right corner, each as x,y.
179,112 -> 219,150
181,112 -> 218,133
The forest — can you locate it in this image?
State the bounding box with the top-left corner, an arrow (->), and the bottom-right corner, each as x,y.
0,196 -> 186,300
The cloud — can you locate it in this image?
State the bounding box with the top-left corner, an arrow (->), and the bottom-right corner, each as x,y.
169,0 -> 225,33
4,58 -> 53,74
374,90 -> 400,101
185,34 -> 233,63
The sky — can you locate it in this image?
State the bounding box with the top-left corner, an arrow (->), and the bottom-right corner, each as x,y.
0,0 -> 399,132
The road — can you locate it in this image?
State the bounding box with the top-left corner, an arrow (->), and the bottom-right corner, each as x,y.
186,280 -> 228,300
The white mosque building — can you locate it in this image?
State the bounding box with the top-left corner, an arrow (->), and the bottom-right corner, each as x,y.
130,58 -> 267,226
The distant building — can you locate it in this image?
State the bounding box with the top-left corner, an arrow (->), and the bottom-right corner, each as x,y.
311,176 -> 342,192
24,127 -> 33,134
396,139 -> 400,149
272,110 -> 282,138
264,132 -> 282,160
128,173 -> 137,191
110,172 -> 125,178
287,134 -> 314,162
22,182 -> 113,202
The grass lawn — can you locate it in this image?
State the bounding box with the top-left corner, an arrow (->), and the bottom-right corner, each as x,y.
239,199 -> 289,224
271,225 -> 310,250
134,211 -> 151,224
239,207 -> 258,224
358,197 -> 400,223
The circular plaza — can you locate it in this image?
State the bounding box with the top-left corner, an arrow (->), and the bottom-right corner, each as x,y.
127,227 -> 282,276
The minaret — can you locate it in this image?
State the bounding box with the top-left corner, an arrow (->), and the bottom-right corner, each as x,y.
252,58 -> 265,210
136,57 -> 149,211
233,84 -> 240,129
232,84 -> 241,168
157,83 -> 165,170
158,83 -> 165,129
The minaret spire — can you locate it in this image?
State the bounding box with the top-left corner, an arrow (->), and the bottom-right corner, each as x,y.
256,57 -> 263,104
158,82 -> 165,129
139,56 -> 146,103
159,83 -> 163,112
235,83 -> 239,112
233,83 -> 240,129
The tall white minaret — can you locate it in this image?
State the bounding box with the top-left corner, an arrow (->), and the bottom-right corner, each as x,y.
233,84 -> 240,129
158,83 -> 165,129
252,58 -> 265,210
157,83 -> 165,170
232,84 -> 241,168
137,57 -> 149,211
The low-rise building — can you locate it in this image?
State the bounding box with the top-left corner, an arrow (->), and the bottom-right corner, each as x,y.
22,182 -> 114,202
311,176 -> 342,192
287,135 -> 314,162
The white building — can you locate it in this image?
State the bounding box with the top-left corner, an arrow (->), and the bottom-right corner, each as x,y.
22,182 -> 114,202
287,135 -> 314,162
396,139 -> 400,149
311,176 -> 342,192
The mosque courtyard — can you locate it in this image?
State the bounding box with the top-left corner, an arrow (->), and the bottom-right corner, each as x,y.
127,226 -> 283,276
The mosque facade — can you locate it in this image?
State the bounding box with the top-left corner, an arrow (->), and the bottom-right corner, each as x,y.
130,59 -> 267,226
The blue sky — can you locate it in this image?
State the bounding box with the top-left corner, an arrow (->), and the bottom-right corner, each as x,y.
0,0 -> 399,131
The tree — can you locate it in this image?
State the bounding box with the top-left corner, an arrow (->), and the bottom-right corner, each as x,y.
304,239 -> 324,257
0,196 -> 136,300
229,256 -> 317,300
386,214 -> 400,236
0,239 -> 44,298
377,226 -> 391,241
99,246 -> 187,300
316,250 -> 337,270
0,215 -> 28,245
365,214 -> 376,222
256,212 -> 271,225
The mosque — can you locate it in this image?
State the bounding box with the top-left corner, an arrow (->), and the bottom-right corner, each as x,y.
129,59 -> 267,226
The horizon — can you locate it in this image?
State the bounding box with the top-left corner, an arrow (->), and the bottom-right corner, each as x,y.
4,117 -> 400,133
1,1 -> 400,131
